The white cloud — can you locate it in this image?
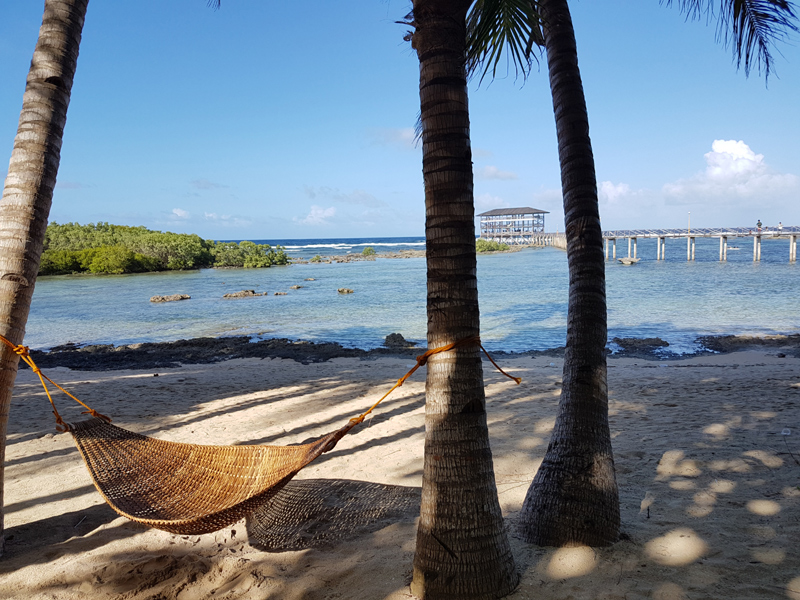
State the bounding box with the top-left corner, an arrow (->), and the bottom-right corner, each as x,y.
296,205 -> 336,226
203,212 -> 253,228
663,139 -> 799,205
476,166 -> 518,180
474,193 -> 508,213
597,181 -> 631,204
172,208 -> 190,219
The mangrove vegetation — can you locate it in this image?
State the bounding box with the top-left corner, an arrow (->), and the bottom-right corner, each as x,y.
39,222 -> 288,275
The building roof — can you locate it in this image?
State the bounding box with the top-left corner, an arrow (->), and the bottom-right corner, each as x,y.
477,207 -> 549,216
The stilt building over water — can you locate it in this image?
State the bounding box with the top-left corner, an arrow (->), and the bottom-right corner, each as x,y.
478,207 -> 549,245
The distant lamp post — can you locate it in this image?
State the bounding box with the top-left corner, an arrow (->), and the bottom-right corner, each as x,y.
688,212 -> 691,235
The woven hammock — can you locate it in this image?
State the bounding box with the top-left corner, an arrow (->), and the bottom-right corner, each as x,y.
68,416 -> 356,535
4,333 -> 518,536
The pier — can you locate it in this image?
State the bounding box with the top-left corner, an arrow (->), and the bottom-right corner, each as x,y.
601,227 -> 799,262
482,226 -> 799,263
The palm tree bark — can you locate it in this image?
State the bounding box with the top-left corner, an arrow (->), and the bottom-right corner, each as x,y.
0,0 -> 89,556
516,0 -> 620,547
409,1 -> 518,598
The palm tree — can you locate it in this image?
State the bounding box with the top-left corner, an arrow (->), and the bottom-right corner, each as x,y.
405,1 -> 519,597
467,0 -> 798,547
0,0 -> 90,556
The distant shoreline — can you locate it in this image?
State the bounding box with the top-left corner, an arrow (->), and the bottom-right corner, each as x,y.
23,333 -> 800,371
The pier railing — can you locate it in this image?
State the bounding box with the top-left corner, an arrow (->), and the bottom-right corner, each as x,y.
599,226 -> 798,262
482,226 -> 798,262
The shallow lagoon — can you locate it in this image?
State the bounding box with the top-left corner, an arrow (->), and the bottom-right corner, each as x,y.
27,237 -> 799,354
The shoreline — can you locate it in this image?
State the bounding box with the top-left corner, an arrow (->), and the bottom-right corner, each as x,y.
24,332 -> 800,371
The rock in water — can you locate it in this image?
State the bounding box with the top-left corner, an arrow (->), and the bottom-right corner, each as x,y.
384,333 -> 415,348
223,290 -> 264,298
150,294 -> 191,303
618,257 -> 640,265
337,288 -> 354,294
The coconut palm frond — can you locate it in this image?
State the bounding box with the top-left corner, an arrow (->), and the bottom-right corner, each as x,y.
466,0 -> 544,83
723,0 -> 798,77
664,0 -> 799,79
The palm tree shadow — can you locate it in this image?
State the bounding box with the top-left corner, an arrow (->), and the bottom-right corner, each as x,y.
0,502 -> 138,571
245,478 -> 420,552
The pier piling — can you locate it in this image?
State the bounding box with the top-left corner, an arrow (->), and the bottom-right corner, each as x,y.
753,235 -> 761,261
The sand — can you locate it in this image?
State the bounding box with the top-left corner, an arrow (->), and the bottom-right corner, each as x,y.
1,349 -> 799,599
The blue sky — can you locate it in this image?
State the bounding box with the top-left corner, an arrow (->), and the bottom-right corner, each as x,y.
1,1 -> 798,240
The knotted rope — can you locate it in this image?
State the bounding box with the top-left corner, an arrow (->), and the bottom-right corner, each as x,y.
347,334 -> 521,428
0,334 -> 110,431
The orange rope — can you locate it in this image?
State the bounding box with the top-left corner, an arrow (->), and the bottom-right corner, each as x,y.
348,334 -> 520,427
0,333 -> 519,433
0,334 -> 110,432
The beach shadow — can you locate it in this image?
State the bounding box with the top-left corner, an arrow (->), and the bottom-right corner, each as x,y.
245,478 -> 421,552
0,503 -> 139,572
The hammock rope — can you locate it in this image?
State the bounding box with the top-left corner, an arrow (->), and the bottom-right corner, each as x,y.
1,333 -> 520,534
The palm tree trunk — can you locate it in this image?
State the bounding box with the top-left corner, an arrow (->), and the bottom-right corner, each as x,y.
409,1 -> 518,597
0,0 -> 89,556
516,0 -> 619,547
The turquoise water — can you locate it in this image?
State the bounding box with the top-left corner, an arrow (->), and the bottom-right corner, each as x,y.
25,236 -> 799,354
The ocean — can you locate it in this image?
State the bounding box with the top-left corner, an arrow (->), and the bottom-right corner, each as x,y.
24,235 -> 799,355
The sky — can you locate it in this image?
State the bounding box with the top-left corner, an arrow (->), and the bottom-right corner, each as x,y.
1,1 -> 799,240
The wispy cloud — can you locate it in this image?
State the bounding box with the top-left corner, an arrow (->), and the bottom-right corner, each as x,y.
369,127 -> 418,150
295,205 -> 336,226
56,181 -> 89,190
304,186 -> 387,207
476,165 -> 518,180
191,178 -> 228,190
171,208 -> 190,219
203,212 -> 253,227
474,193 -> 509,213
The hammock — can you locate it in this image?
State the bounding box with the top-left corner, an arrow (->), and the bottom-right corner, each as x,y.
2,334 -> 519,535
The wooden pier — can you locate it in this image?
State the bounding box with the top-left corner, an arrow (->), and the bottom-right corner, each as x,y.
601,227 -> 799,262
479,225 -> 798,263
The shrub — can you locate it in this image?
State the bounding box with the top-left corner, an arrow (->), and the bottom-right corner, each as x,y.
362,246 -> 376,256
476,239 -> 510,253
310,255 -> 323,263
39,249 -> 84,275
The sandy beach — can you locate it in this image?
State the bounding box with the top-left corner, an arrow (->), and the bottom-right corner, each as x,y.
1,345 -> 798,599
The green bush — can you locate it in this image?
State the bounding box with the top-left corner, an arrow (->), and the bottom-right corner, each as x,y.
476,239 -> 510,253
39,249 -> 84,275
38,221 -> 287,274
82,246 -> 161,274
210,241 -> 289,268
310,254 -> 323,263
362,246 -> 376,256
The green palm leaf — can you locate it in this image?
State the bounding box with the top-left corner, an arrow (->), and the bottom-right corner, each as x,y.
665,0 -> 799,78
467,0 -> 544,82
